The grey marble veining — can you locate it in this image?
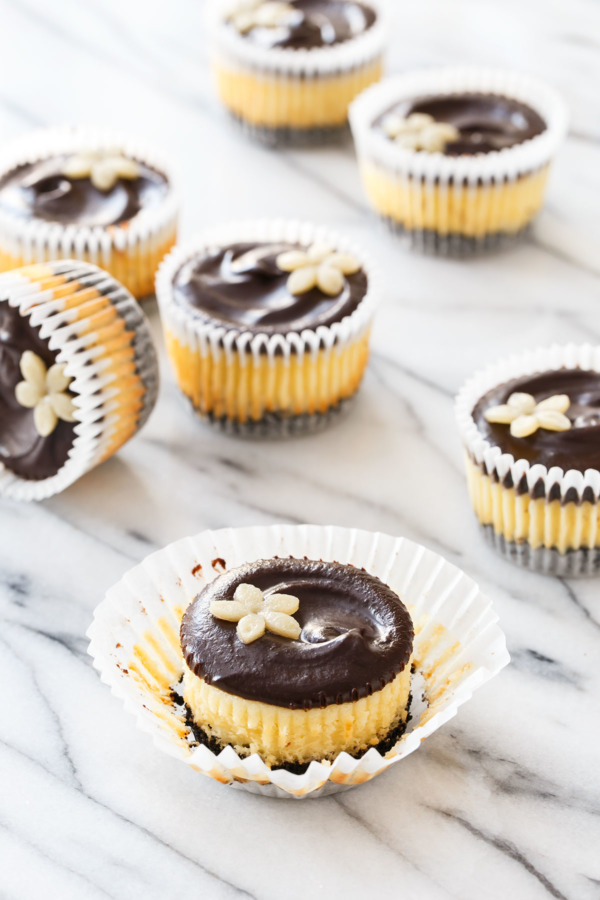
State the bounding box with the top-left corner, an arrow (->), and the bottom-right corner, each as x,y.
1,0 -> 600,897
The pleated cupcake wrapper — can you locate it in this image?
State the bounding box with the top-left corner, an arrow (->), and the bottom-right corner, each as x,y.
349,67 -> 567,247
87,524 -> 509,800
207,0 -> 388,77
156,219 -> 379,424
0,260 -> 159,502
0,127 -> 178,296
455,343 -> 600,505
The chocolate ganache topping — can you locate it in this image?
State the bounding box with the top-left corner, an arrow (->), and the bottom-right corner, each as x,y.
228,0 -> 376,49
0,302 -> 76,480
172,242 -> 367,334
377,93 -> 546,155
181,558 -> 414,710
0,155 -> 169,228
472,369 -> 600,474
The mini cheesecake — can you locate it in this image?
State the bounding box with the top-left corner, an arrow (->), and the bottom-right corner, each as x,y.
156,222 -> 378,436
209,0 -> 386,143
0,259 -> 158,500
0,128 -> 178,299
456,346 -> 600,575
350,68 -> 567,252
180,558 -> 414,766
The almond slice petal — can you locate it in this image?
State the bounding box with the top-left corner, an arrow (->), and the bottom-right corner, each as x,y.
510,414 -> 539,439
237,614 -> 266,644
33,397 -> 58,437
15,380 -> 43,409
263,611 -> 301,641
536,411 -> 572,432
536,394 -> 571,414
62,154 -> 97,179
327,252 -> 361,275
20,350 -> 46,392
210,600 -> 247,622
46,363 -> 70,394
288,266 -> 317,295
276,250 -> 308,272
484,404 -> 518,425
49,392 -> 77,422
507,392 -> 536,413
264,593 -> 299,615
317,265 -> 344,297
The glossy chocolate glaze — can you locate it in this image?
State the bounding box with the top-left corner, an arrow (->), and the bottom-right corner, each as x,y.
0,156 -> 169,227
377,93 -> 546,155
172,241 -> 367,334
181,558 -> 414,710
231,0 -> 376,49
0,302 -> 75,480
472,369 -> 600,475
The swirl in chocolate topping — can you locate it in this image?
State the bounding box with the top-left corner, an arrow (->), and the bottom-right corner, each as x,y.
181,558 -> 414,710
376,93 -> 546,155
172,242 -> 367,334
0,155 -> 169,228
230,0 -> 376,49
472,369 -> 600,474
0,302 -> 76,480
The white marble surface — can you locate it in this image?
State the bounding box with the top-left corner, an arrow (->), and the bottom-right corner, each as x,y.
1,0 -> 600,897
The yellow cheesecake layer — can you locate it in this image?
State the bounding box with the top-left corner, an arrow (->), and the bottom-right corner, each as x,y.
213,59 -> 383,129
0,228 -> 177,300
182,660 -> 411,766
360,162 -> 549,238
465,455 -> 600,553
165,329 -> 370,423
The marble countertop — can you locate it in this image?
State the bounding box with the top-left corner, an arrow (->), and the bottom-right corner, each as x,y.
1,0 -> 600,897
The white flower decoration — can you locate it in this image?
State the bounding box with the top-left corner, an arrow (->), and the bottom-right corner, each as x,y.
276,243 -> 361,297
228,0 -> 298,33
62,152 -> 140,192
210,583 -> 302,645
15,350 -> 77,437
382,112 -> 460,153
484,392 -> 572,439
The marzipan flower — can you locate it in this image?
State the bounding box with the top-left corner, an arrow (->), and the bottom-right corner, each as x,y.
276,243 -> 361,297
228,0 -> 297,34
484,392 -> 571,439
382,112 -> 460,153
210,583 -> 301,645
62,152 -> 140,192
15,350 -> 77,437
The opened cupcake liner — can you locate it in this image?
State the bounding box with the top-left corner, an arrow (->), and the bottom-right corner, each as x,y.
0,260 -> 159,502
155,219 -> 379,436
0,126 -> 179,299
207,0 -> 388,140
349,67 -> 568,251
87,524 -> 509,800
456,343 -> 600,574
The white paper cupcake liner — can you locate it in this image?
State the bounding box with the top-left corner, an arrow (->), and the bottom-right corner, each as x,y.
155,219 -> 380,437
207,0 -> 388,77
349,67 -> 568,252
0,127 -> 179,298
87,524 -> 509,800
0,259 -> 159,501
